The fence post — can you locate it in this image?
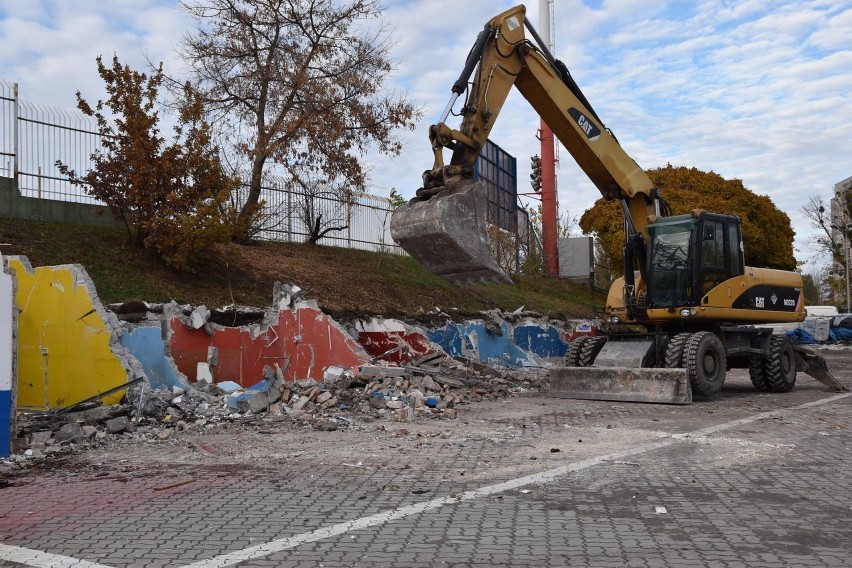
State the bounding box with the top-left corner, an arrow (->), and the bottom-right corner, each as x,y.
347,194 -> 353,247
12,83 -> 18,180
286,182 -> 292,242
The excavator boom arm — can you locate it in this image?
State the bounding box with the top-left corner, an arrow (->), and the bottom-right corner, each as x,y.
429,5 -> 656,228
392,4 -> 658,287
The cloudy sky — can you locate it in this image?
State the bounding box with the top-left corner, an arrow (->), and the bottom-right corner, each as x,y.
0,0 -> 850,270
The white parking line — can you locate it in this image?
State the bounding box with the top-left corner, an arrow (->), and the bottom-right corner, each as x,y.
2,392 -> 849,568
182,392 -> 852,568
0,543 -> 115,568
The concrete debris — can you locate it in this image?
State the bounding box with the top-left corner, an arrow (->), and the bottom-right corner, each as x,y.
189,305 -> 211,330
196,362 -> 214,384
55,423 -> 84,444
105,416 -> 130,434
6,286 -> 563,467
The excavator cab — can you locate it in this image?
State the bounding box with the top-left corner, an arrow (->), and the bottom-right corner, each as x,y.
646,212 -> 744,310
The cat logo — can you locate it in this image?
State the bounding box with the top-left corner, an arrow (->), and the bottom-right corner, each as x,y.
755,297 -> 765,309
567,108 -> 601,140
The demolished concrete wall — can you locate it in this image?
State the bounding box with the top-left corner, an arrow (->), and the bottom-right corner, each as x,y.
426,320 -> 542,368
423,316 -> 599,368
168,285 -> 370,386
0,253 -> 16,457
354,318 -> 444,364
120,326 -> 190,391
513,320 -> 570,359
7,257 -> 140,410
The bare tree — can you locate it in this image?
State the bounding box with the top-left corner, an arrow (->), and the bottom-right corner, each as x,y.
287,166 -> 350,244
802,195 -> 842,261
179,0 -> 419,238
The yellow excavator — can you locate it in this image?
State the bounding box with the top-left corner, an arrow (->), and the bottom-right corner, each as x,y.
390,4 -> 846,404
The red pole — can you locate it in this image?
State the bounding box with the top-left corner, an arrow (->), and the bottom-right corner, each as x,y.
540,119 -> 559,276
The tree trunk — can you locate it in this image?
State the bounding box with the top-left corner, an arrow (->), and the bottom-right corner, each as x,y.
234,154 -> 266,242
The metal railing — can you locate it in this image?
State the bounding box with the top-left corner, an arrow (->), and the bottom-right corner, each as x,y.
0,79 -> 538,264
0,79 -> 402,252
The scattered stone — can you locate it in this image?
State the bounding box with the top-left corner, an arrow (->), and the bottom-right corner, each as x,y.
82,425 -> 98,439
393,407 -> 415,422
189,305 -> 211,330
196,362 -> 214,384
296,378 -> 319,390
313,418 -> 339,431
106,416 -> 130,434
369,395 -> 387,410
30,431 -> 52,448
56,423 -> 84,444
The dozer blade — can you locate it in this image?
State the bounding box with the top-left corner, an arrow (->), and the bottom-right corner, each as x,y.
548,367 -> 693,405
390,181 -> 512,285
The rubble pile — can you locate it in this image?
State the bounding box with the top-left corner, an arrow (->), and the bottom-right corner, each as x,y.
6,355 -> 545,469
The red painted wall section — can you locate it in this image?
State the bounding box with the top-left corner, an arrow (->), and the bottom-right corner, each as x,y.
564,321 -> 600,343
354,318 -> 444,364
169,301 -> 369,386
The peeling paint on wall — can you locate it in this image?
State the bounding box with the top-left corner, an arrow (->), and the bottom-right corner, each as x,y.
8,257 -> 134,410
0,253 -> 17,458
564,321 -> 598,343
121,326 -> 189,391
513,320 -> 570,358
354,318 -> 443,364
426,320 -> 542,368
169,286 -> 369,385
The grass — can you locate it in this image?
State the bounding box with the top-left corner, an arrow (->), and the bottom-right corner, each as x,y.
1,216 -> 597,319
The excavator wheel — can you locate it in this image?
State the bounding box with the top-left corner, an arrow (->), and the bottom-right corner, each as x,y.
748,336 -> 771,392
766,335 -> 796,393
566,336 -> 593,367
664,333 -> 692,368
685,331 -> 726,397
579,336 -> 607,367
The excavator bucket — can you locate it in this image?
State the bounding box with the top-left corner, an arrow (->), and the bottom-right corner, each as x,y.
390,181 -> 513,285
548,339 -> 693,405
549,367 -> 692,405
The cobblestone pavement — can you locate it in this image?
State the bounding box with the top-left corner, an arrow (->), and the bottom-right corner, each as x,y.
1,351 -> 851,568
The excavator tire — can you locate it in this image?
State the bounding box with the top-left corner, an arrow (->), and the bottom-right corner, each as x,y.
566,336 -> 594,367
685,331 -> 726,397
579,336 -> 607,367
748,336 -> 771,392
665,333 -> 692,368
766,335 -> 797,393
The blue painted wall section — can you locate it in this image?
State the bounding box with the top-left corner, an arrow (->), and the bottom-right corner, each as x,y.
120,327 -> 189,391
427,321 -> 541,368
514,323 -> 569,358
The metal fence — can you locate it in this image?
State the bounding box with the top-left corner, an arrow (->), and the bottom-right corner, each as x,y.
0,79 -> 537,264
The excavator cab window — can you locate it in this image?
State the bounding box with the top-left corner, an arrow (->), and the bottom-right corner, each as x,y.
696,215 -> 744,300
647,216 -> 696,308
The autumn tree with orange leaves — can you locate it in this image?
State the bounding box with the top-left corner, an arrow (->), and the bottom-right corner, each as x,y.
580,165 -> 797,277
57,55 -> 238,270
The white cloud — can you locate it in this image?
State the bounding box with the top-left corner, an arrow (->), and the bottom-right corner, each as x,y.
0,0 -> 849,270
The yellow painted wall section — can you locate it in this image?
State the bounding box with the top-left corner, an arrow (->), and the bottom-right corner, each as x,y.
9,259 -> 127,410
